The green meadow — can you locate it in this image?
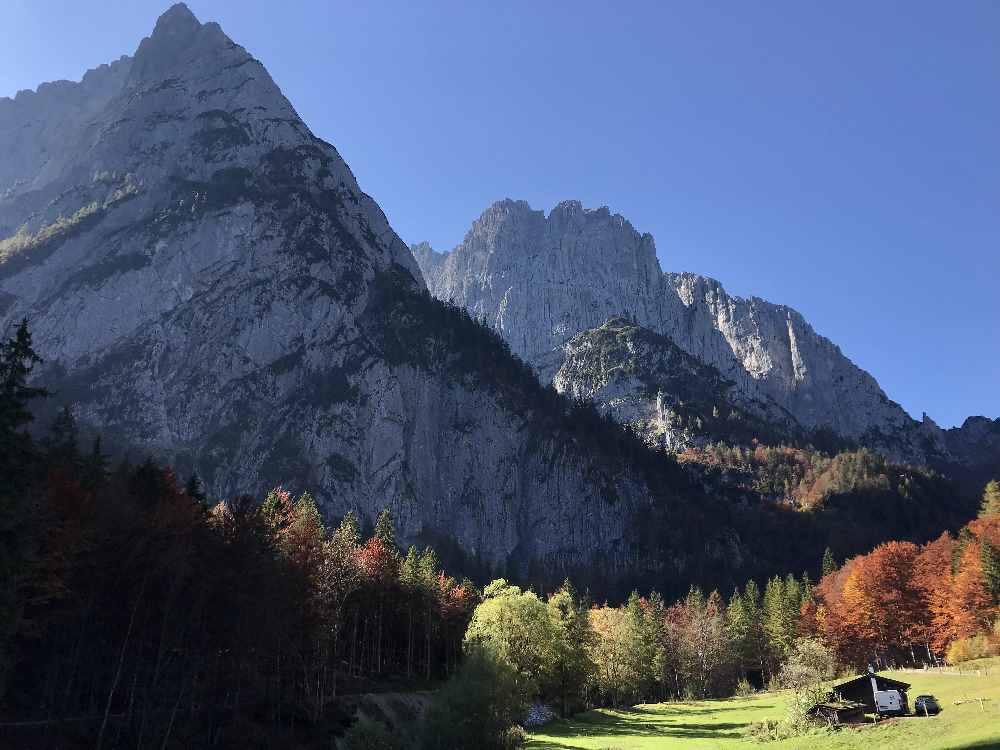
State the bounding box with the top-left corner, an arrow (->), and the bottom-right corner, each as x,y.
528,659 -> 1000,750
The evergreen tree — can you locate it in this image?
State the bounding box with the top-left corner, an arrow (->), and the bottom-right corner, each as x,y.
545,580 -> 596,716
622,591 -> 658,702
741,580 -> 766,672
0,320 -> 48,701
0,320 -> 48,469
763,576 -> 796,667
821,547 -> 837,578
261,487 -> 294,533
81,437 -> 109,491
981,539 -> 1000,606
375,507 -> 396,552
980,480 -> 1000,518
292,491 -> 325,540
336,510 -> 361,546
185,472 -> 208,509
42,405 -> 80,469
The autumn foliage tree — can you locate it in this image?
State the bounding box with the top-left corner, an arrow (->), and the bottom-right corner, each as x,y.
815,516 -> 1000,666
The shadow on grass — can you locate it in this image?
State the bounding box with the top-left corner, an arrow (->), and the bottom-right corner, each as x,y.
530,702 -> 777,747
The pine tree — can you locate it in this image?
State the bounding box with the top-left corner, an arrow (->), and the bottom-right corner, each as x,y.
261,487 -> 294,533
0,320 -> 48,701
622,591 -> 658,702
185,472 -> 208,509
546,580 -> 596,716
336,510 -> 361,546
981,539 -> 1000,606
737,580 -> 766,674
42,405 -> 80,469
374,507 -> 396,552
292,491 -> 325,538
725,589 -> 750,667
821,547 -> 837,578
81,437 -> 109,491
763,576 -> 795,667
980,480 -> 1000,518
0,320 -> 48,468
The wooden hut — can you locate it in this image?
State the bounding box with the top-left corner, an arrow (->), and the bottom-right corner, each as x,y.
831,673 -> 911,713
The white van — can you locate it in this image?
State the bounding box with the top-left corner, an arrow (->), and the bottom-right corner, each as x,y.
874,689 -> 905,716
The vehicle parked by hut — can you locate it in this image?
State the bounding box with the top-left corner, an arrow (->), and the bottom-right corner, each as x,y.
831,671 -> 911,717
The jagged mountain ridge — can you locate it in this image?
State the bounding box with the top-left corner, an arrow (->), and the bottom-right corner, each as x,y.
1,5 -> 989,595
412,199 -> 993,465
0,4 -> 695,584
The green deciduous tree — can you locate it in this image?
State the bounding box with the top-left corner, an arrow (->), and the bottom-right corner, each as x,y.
464,580 -> 557,703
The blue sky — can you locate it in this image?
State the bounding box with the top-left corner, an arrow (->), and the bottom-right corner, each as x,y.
2,1 -> 997,427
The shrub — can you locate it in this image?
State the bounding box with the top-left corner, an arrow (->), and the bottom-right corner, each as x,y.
746,718 -> 785,742
735,677 -> 755,698
503,725 -> 527,749
776,637 -> 837,690
340,717 -> 401,750
419,648 -> 524,750
746,683 -> 830,742
946,633 -> 998,664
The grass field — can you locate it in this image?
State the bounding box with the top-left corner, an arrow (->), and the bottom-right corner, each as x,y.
527,659 -> 1000,750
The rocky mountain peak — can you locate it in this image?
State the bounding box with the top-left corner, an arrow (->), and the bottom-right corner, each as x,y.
414,200 -> 991,464
129,4 -> 238,84
0,5 -> 659,580
414,198 -> 666,376
153,2 -> 201,34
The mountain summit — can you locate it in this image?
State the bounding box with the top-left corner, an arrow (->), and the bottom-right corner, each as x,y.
1,6 -> 991,592
0,5 -> 703,586
413,199 -> 997,466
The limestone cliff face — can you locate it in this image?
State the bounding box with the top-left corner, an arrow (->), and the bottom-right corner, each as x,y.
413,202 -> 979,464
0,5 -> 675,576
553,318 -> 797,452
418,199 -> 668,380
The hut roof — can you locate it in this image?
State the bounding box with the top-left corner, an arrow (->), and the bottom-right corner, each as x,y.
833,673 -> 911,692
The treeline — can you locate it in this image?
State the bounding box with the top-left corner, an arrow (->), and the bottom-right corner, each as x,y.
810,481 -> 1000,667
0,323 -> 477,747
460,573 -> 822,716
460,485 -> 1000,730
680,442 -> 950,512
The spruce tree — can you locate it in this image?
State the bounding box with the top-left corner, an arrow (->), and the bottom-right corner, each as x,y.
725,589 -> 749,665
546,580 -> 596,715
81,437 -> 109,491
0,320 -> 48,701
185,472 -> 208,509
42,405 -> 80,469
821,547 -> 837,578
763,576 -> 795,667
741,580 -> 766,672
980,480 -> 1000,518
375,507 -> 396,552
981,539 -> 1000,606
336,510 -> 361,546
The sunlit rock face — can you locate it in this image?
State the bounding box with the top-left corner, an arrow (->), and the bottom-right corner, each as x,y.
414,204 -> 987,466
0,4 -> 678,577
